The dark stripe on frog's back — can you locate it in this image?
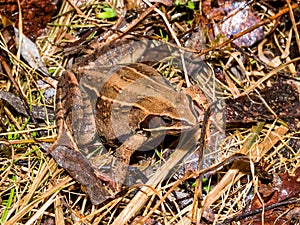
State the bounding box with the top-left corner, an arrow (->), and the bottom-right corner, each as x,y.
97,63 -> 163,100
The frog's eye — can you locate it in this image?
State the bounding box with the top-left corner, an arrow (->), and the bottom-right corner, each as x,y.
161,116 -> 174,125
181,120 -> 190,126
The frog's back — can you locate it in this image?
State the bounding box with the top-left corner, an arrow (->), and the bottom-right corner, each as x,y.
95,63 -> 197,146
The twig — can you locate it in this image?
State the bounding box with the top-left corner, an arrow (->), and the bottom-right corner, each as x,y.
192,101 -> 218,221
216,198 -> 300,225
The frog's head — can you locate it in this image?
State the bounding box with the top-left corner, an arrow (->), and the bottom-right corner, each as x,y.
131,93 -> 198,136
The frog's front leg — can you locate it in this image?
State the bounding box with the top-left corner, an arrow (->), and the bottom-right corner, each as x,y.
113,132 -> 148,191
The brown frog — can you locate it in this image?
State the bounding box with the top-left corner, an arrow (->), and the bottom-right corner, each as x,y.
49,38 -> 206,204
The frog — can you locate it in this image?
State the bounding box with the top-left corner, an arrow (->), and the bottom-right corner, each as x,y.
49,37 -> 208,204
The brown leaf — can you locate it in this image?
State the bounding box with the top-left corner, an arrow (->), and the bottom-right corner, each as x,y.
242,168 -> 300,224
0,0 -> 57,41
277,167 -> 300,202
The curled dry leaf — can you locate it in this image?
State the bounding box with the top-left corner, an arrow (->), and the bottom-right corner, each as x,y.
203,0 -> 264,47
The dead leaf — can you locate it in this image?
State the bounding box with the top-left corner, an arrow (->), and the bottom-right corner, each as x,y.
14,27 -> 50,75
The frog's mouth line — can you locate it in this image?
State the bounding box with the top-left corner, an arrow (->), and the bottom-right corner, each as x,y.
143,125 -> 194,132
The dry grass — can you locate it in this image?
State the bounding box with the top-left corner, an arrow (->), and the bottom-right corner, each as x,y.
0,0 -> 299,224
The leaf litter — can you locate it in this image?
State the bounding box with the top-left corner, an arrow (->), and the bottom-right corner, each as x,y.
0,0 -> 299,224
